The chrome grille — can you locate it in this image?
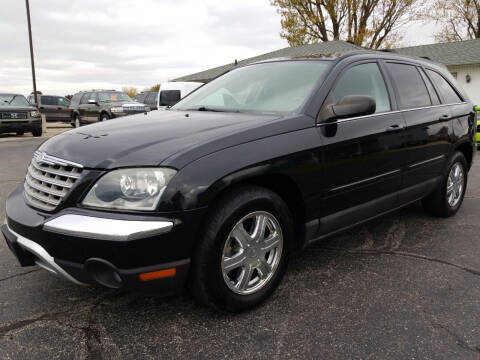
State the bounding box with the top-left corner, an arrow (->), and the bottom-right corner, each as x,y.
24,151 -> 83,212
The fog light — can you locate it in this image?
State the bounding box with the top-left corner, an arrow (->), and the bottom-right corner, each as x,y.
85,259 -> 123,288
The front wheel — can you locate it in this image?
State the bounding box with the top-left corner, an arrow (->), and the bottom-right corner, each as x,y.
422,151 -> 468,217
190,186 -> 293,312
31,128 -> 42,137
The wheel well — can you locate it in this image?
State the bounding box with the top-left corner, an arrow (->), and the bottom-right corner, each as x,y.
455,142 -> 473,170
100,111 -> 109,119
210,174 -> 307,250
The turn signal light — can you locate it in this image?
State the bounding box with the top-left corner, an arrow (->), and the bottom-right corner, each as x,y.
139,268 -> 176,281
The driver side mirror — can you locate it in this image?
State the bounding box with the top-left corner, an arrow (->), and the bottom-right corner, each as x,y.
323,95 -> 376,121
88,99 -> 99,106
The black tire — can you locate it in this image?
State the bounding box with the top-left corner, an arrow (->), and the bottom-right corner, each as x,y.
16,131 -> 24,136
31,128 -> 42,137
100,113 -> 109,121
190,185 -> 294,312
422,151 -> 468,217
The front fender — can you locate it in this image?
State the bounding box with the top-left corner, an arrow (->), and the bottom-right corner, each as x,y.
157,127 -> 322,211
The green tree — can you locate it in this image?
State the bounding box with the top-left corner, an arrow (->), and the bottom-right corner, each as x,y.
426,0 -> 480,41
270,0 -> 419,49
150,84 -> 161,91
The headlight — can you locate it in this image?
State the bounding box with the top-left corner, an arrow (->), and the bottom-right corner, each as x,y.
30,110 -> 40,118
110,107 -> 124,113
82,168 -> 176,210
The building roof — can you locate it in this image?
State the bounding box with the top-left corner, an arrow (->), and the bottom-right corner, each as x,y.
174,40 -> 364,82
175,39 -> 480,83
394,39 -> 480,66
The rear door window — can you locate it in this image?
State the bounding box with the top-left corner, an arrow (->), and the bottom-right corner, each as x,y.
426,69 -> 463,104
41,96 -> 56,105
386,63 -> 431,109
330,62 -> 391,113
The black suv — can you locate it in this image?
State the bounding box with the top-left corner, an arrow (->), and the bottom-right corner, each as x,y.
0,93 -> 42,136
27,94 -> 71,123
135,91 -> 158,110
69,90 -> 150,127
2,52 -> 476,312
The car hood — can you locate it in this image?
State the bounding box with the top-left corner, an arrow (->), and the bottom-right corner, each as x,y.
0,105 -> 36,112
38,110 -> 312,169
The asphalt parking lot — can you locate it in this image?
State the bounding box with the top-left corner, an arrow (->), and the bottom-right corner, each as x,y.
1,138 -> 479,360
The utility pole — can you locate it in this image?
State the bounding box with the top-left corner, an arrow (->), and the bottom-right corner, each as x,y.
25,0 -> 37,106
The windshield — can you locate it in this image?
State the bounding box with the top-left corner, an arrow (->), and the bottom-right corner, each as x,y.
97,92 -> 133,103
0,94 -> 30,107
173,61 -> 331,113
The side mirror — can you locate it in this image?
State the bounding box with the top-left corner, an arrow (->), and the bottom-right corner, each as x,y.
88,99 -> 98,105
325,95 -> 376,121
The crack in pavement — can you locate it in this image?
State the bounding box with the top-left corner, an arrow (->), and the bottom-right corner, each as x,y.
0,269 -> 40,282
432,321 -> 480,355
319,247 -> 480,277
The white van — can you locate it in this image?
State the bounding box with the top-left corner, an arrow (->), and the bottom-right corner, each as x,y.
157,82 -> 203,109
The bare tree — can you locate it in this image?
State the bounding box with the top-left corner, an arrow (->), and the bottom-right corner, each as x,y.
426,0 -> 480,41
122,87 -> 138,98
271,0 -> 419,49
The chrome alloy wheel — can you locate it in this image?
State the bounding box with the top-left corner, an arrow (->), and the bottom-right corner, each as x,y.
221,211 -> 283,295
447,162 -> 465,207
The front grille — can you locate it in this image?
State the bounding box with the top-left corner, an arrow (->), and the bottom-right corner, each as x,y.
123,106 -> 145,112
24,151 -> 83,212
1,112 -> 28,119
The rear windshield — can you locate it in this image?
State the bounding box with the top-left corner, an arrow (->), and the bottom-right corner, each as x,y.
173,61 -> 331,113
0,94 -> 30,107
98,92 -> 132,103
160,90 -> 181,106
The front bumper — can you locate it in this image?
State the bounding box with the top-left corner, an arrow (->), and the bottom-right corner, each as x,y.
0,120 -> 41,134
2,184 -> 206,295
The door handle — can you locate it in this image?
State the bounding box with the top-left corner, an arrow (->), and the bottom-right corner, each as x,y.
39,107 -> 44,109
439,114 -> 450,121
385,124 -> 402,132
57,107 -> 62,110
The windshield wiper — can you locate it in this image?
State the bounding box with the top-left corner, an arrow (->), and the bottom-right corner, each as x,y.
185,106 -> 241,113
8,95 -> 19,104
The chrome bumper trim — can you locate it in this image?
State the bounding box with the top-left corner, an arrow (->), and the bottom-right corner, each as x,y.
43,214 -> 174,241
7,225 -> 84,285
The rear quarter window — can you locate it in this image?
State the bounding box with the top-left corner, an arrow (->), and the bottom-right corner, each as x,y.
426,69 -> 463,104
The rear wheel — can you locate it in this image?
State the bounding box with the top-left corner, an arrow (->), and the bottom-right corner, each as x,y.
190,186 -> 293,312
422,151 -> 467,217
100,113 -> 109,122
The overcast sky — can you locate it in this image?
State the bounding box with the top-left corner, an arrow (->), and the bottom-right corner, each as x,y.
1,0 -> 439,96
